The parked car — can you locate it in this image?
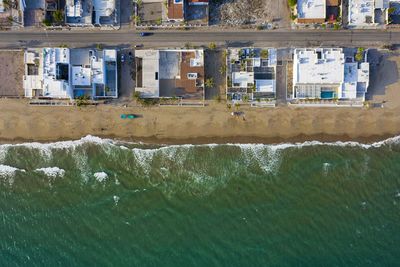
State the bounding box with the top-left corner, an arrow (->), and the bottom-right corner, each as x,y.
121,54 -> 125,63
134,44 -> 143,48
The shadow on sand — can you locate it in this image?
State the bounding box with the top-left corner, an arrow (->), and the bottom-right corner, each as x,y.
366,48 -> 400,101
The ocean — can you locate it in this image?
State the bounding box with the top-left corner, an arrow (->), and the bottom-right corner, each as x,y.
0,136 -> 399,266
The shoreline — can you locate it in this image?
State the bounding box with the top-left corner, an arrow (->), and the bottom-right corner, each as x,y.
0,132 -> 398,146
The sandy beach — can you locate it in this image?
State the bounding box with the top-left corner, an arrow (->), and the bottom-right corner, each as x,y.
0,96 -> 398,144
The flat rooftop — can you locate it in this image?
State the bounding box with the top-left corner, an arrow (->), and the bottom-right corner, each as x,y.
93,0 -> 116,24
228,48 -> 277,96
135,50 -> 160,98
349,0 -> 375,25
297,0 -> 326,19
136,49 -> 204,100
0,0 -> 5,13
24,48 -> 118,99
168,0 -> 184,20
294,48 -> 345,85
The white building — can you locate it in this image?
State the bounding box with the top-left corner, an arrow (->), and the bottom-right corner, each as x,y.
293,48 -> 370,101
23,47 -> 118,99
65,0 -> 116,26
297,0 -> 326,23
135,49 -> 205,101
24,48 -> 71,98
0,0 -> 5,13
348,0 -> 389,26
93,0 -> 116,25
66,0 -> 82,17
227,48 -> 277,101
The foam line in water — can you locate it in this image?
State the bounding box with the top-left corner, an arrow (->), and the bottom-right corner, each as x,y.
0,164 -> 25,176
0,164 -> 26,185
0,135 -> 112,151
35,167 -> 65,178
0,134 -> 399,151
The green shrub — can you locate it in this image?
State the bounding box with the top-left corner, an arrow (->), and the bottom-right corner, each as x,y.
288,0 -> 297,8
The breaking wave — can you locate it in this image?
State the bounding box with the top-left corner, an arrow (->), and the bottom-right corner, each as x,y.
0,134 -> 398,153
35,167 -> 65,178
0,135 -> 399,194
94,172 -> 109,183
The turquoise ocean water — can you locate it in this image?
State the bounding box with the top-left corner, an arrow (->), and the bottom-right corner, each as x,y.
0,136 -> 399,266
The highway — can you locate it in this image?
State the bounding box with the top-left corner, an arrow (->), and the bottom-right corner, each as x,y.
0,29 -> 398,48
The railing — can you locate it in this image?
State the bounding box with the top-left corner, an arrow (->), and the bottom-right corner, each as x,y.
288,99 -> 364,107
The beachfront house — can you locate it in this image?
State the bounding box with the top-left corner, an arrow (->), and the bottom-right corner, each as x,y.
167,0 -> 184,21
297,0 -> 327,23
292,48 -> 370,103
135,49 -> 205,105
348,0 -> 390,27
65,0 -> 118,27
296,0 -> 342,24
23,47 -> 118,99
226,48 -> 277,106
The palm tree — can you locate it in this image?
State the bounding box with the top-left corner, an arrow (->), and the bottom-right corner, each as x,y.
53,10 -> 64,24
2,0 -> 11,9
208,42 -> 217,50
205,78 -> 215,88
260,49 -> 269,59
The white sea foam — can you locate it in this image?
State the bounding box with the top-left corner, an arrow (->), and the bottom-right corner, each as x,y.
323,162 -> 331,175
0,134 -> 399,152
113,195 -> 120,205
0,164 -> 26,185
0,146 -> 9,163
94,172 -> 108,182
35,167 -> 65,178
237,144 -> 282,174
0,164 -> 25,176
0,135 -> 398,185
0,135 -> 113,153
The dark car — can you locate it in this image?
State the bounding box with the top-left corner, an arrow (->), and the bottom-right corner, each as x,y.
139,32 -> 151,37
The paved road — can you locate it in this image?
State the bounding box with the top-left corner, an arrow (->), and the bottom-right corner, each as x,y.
0,30 -> 398,48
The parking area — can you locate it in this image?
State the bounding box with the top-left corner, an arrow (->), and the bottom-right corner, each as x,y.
276,48 -> 292,103
185,3 -> 208,25
118,49 -> 136,100
24,9 -> 44,27
204,50 -> 226,100
120,0 -> 134,28
0,50 -> 24,97
137,2 -> 163,25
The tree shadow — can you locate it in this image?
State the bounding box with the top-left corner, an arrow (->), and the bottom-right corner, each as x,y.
225,41 -> 254,48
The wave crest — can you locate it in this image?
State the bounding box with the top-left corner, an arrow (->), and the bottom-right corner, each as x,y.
35,167 -> 65,178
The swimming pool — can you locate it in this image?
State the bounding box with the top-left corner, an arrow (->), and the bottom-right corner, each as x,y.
321,91 -> 334,99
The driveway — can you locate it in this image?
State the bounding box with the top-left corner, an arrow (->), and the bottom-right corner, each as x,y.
118,48 -> 136,100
